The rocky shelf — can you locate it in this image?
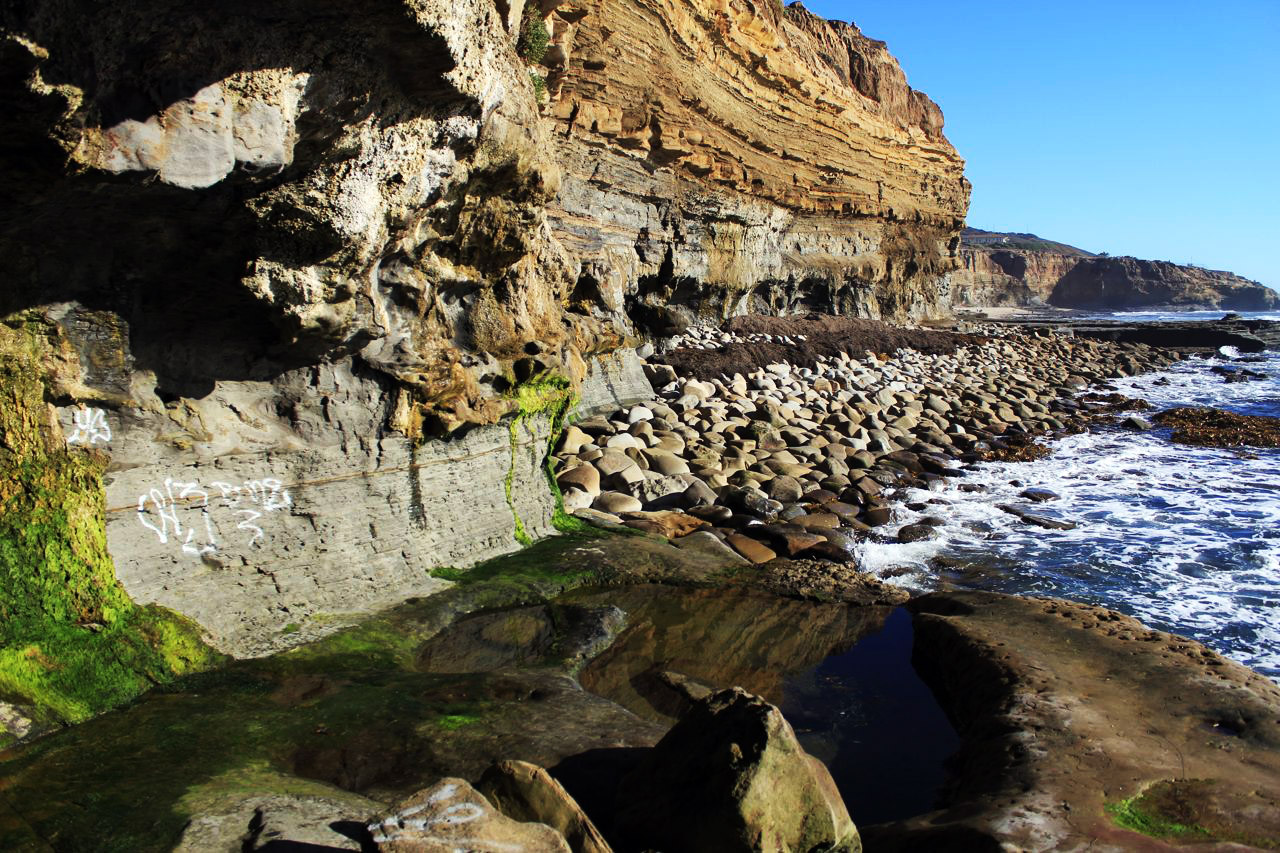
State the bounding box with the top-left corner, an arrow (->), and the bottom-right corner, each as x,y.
972,314 -> 1280,353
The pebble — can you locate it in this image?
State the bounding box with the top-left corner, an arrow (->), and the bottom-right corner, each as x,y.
594,492 -> 643,514
725,533 -> 777,564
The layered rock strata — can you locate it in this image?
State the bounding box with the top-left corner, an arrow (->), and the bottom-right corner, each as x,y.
1,0 -> 969,670
954,232 -> 1278,311
543,0 -> 970,329
952,247 -> 1080,306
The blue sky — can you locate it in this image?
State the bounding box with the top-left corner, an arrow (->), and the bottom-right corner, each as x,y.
799,0 -> 1280,288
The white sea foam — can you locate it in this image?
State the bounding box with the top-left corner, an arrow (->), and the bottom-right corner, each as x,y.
1104,309 -> 1280,322
862,351 -> 1280,677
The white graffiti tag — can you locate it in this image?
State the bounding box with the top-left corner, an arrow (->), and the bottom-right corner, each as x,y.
210,479 -> 294,546
368,783 -> 524,851
137,476 -> 294,557
137,479 -> 217,556
67,407 -> 112,445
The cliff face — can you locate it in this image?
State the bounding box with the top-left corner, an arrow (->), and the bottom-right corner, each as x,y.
1051,257 -> 1280,312
952,249 -> 1079,307
954,232 -> 1278,311
543,0 -> 970,329
0,0 -> 965,663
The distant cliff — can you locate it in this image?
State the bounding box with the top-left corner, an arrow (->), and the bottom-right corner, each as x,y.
953,229 -> 1279,311
1051,257 -> 1280,311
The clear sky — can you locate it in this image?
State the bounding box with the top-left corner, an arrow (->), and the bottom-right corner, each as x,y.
799,0 -> 1280,289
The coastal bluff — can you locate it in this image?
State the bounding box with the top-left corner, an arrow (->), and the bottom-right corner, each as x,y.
953,229 -> 1280,311
0,1 -> 965,664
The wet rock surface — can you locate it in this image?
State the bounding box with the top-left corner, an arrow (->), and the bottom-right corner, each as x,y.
569,586 -> 897,725
1153,406 -> 1280,448
864,591 -> 1280,850
614,688 -> 860,853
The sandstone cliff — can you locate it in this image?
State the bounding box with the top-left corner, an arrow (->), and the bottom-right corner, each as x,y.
544,0 -> 970,329
954,229 -> 1279,311
953,248 -> 1080,307
1051,257 -> 1280,312
0,0 -> 966,682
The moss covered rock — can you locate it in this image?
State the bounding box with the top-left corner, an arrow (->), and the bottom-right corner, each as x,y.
0,317 -> 222,727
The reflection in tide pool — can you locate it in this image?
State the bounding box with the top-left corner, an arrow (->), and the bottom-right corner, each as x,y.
570,586 -> 959,827
781,608 -> 960,826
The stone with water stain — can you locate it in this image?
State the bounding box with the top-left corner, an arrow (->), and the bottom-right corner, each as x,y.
615,688 -> 860,852
620,511 -> 709,539
478,761 -> 612,853
370,779 -> 570,852
725,533 -> 777,565
997,504 -> 1076,530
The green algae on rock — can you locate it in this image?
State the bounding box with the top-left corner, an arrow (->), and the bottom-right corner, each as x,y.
0,531 -> 684,852
505,375 -> 579,546
0,318 -> 222,727
1107,778 -> 1280,848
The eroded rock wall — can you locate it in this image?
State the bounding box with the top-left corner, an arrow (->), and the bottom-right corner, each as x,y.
950,249 -> 1080,307
1,0 -> 627,436
1,0 -> 960,657
542,0 -> 970,330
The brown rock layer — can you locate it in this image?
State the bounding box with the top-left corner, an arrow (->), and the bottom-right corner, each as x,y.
954,232 -> 1278,312
543,0 -> 970,330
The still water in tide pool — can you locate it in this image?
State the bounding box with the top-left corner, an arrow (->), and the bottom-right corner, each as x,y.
570,587 -> 959,826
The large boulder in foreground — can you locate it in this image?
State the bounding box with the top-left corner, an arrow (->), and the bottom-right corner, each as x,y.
479,760 -> 612,853
615,687 -> 861,852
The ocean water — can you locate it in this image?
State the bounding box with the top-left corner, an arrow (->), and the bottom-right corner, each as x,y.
1104,309 -> 1280,322
861,315 -> 1280,678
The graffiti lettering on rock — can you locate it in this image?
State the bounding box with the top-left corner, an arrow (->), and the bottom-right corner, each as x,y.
367,783 -> 524,851
67,407 -> 112,445
137,476 -> 294,557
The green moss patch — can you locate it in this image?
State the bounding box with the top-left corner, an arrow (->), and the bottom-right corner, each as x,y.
503,375 -> 580,546
434,713 -> 481,731
517,14 -> 549,64
0,317 -> 222,726
1107,779 -> 1277,848
1107,793 -> 1209,840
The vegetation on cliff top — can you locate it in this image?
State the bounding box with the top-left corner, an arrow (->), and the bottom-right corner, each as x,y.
0,317 -> 222,727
